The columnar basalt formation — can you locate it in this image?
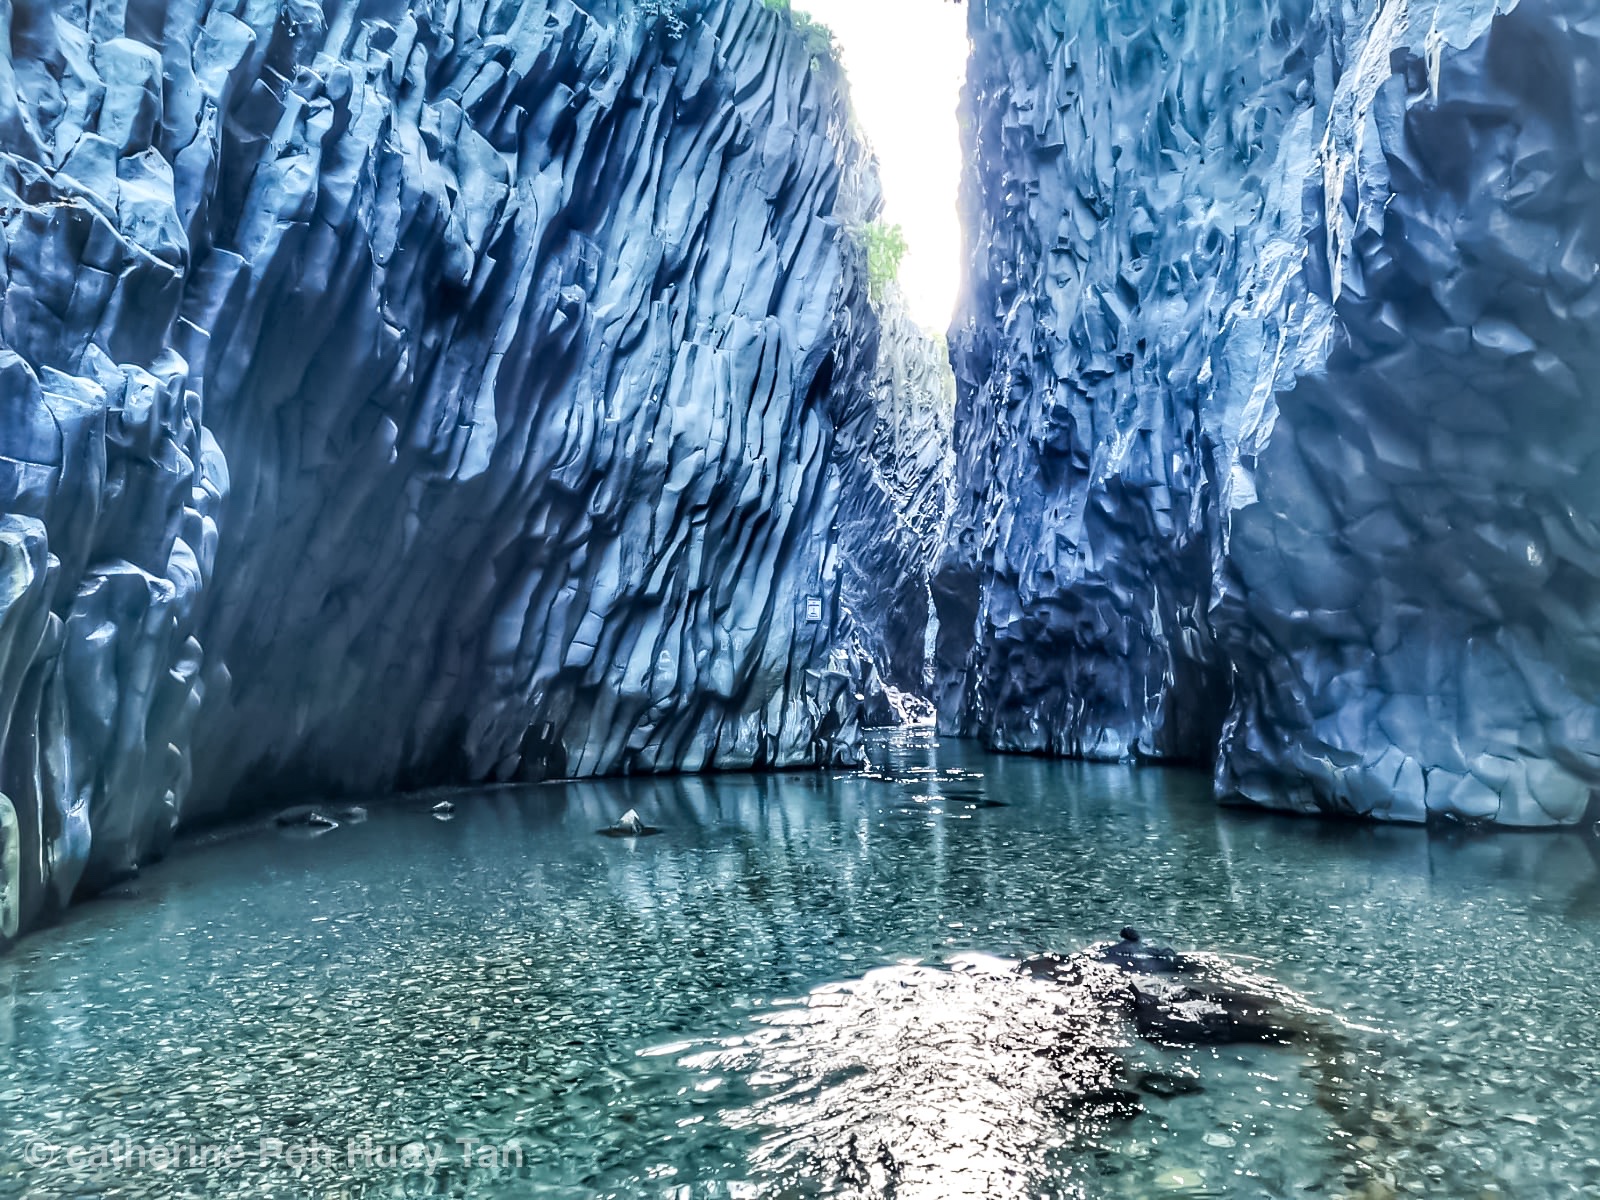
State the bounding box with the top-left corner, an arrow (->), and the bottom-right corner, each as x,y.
944,0 -> 1600,825
837,288 -> 955,698
0,0 -> 939,944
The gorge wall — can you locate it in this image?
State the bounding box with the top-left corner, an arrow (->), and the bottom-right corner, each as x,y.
836,289 -> 954,712
943,0 -> 1600,826
0,0 -> 943,945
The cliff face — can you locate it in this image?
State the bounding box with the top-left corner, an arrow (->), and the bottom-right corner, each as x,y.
0,0 -> 930,944
837,289 -> 954,698
945,0 -> 1600,825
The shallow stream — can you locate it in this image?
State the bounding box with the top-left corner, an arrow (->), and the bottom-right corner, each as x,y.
2,730 -> 1597,1198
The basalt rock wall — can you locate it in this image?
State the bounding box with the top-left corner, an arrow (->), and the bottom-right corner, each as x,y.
837,289 -> 954,697
945,0 -> 1600,826
0,0 -> 922,944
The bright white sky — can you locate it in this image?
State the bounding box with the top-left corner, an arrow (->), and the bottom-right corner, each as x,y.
798,0 -> 970,331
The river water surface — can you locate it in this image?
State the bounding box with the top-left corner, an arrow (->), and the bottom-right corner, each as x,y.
2,730 -> 1598,1198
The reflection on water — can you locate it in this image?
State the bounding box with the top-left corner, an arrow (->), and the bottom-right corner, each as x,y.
0,730 -> 1595,1197
672,954 -> 1133,1199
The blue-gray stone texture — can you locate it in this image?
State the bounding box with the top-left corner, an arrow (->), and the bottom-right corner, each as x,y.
0,0 -> 938,943
941,0 -> 1600,827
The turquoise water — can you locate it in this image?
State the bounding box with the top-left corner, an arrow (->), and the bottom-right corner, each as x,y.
2,729 -> 1598,1198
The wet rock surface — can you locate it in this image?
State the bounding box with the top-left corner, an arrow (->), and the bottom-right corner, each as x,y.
678,954 -> 1140,1197
943,0 -> 1600,825
598,806 -> 661,837
0,0 -> 947,943
1023,931 -> 1318,1052
680,937 -> 1339,1196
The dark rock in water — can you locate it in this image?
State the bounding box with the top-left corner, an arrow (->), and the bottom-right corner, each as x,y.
1091,929 -> 1194,976
274,807 -> 340,832
680,945 -> 1323,1192
942,0 -> 1600,827
677,954 -> 1138,1194
1134,1069 -> 1205,1100
1129,982 -> 1299,1048
1033,931 -> 1314,1049
1018,952 -> 1083,986
0,0 -> 949,946
1064,1086 -> 1143,1124
599,809 -> 661,839
889,781 -> 1002,811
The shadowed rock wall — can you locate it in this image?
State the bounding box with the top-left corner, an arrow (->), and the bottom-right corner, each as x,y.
0,0 -> 931,944
837,289 -> 954,696
945,0 -> 1600,825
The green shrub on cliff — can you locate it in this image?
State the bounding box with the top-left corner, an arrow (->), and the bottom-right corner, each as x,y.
638,0 -> 690,38
763,0 -> 838,66
859,221 -> 908,305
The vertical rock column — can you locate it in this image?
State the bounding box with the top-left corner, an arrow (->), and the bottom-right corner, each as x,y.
938,0 -> 1260,762
836,288 -> 955,702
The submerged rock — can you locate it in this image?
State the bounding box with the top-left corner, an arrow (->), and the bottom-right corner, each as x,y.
944,0 -> 1600,826
1135,1069 -> 1205,1100
1024,931 -> 1318,1048
1128,981 -> 1299,1048
679,954 -> 1135,1195
1090,927 -> 1194,976
680,938 -> 1331,1194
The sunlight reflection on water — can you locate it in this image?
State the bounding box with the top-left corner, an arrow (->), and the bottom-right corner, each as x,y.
0,729 -> 1596,1198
